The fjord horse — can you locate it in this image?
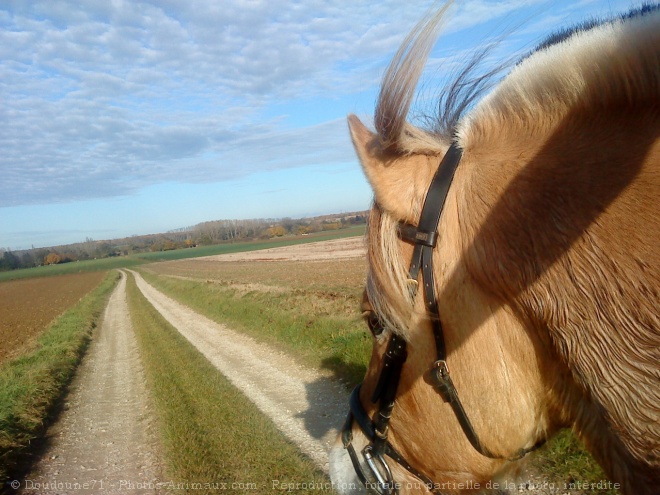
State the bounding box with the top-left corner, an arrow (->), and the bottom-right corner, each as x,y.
330,4 -> 659,495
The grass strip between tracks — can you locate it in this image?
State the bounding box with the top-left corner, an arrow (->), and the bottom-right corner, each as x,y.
126,273 -> 332,495
0,271 -> 119,484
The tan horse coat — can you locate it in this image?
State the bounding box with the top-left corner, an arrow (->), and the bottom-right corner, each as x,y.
331,5 -> 659,495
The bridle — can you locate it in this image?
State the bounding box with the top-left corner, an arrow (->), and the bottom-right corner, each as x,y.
341,143 -> 544,494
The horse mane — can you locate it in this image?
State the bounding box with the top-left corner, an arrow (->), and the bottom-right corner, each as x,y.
375,3 -> 660,152
531,3 -> 660,55
458,4 -> 660,148
374,2 -> 506,151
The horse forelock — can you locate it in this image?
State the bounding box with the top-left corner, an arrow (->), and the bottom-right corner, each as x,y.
365,204 -> 418,340
374,2 -> 454,153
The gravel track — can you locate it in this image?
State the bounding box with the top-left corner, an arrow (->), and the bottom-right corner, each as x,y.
128,269 -> 348,473
21,272 -> 163,494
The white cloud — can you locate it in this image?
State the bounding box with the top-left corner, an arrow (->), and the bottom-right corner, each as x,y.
2,0 -> 443,208
3,0 -> 632,211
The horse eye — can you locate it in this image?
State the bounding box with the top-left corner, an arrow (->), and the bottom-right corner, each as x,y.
363,310 -> 385,337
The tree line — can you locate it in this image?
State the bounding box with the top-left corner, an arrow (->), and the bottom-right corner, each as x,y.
0,212 -> 367,272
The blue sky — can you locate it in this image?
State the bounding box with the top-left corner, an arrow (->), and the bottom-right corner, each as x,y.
0,0 -> 639,250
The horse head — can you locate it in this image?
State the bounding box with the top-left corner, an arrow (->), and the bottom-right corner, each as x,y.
330,4 -> 659,495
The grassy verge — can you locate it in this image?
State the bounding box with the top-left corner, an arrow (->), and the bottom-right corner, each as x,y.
0,271 -> 119,483
139,272 -> 371,387
125,272 -> 331,494
530,429 -> 618,494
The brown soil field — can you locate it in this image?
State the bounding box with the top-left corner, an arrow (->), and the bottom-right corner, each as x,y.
144,236 -> 369,293
0,271 -> 106,364
201,236 -> 367,262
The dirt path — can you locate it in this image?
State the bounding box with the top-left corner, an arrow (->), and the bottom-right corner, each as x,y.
18,246 -> 353,493
22,272 -> 163,494
128,269 -> 348,473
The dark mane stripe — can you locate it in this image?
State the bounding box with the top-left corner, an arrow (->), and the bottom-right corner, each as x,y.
530,3 -> 660,56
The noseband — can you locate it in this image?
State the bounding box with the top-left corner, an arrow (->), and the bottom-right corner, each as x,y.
341,143 -> 543,494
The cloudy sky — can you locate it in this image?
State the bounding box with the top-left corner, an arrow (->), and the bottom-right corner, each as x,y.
1,0 -> 637,250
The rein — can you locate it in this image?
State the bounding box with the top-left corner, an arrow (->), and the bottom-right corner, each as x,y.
341,143 -> 543,494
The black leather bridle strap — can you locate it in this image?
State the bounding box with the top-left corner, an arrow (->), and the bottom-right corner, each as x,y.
404,143 -> 462,278
370,335 -> 407,457
399,142 -> 462,360
399,142 -> 545,461
371,334 -> 407,404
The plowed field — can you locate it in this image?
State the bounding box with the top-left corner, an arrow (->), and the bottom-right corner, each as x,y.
0,271 -> 106,364
143,236 -> 368,291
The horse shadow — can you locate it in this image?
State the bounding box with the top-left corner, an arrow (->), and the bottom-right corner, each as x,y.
295,357 -> 366,442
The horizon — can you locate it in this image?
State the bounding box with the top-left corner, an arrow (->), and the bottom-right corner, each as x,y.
3,208 -> 369,253
1,0 -> 638,250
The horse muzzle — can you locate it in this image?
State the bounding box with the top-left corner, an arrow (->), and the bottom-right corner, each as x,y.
333,384 -> 440,495
340,405 -> 399,495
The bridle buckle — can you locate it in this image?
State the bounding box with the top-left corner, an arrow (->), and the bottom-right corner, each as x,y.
430,359 -> 454,403
432,359 -> 449,377
362,445 -> 398,494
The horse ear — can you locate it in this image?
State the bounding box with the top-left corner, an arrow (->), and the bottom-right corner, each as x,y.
348,114 -> 432,222
348,114 -> 380,166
